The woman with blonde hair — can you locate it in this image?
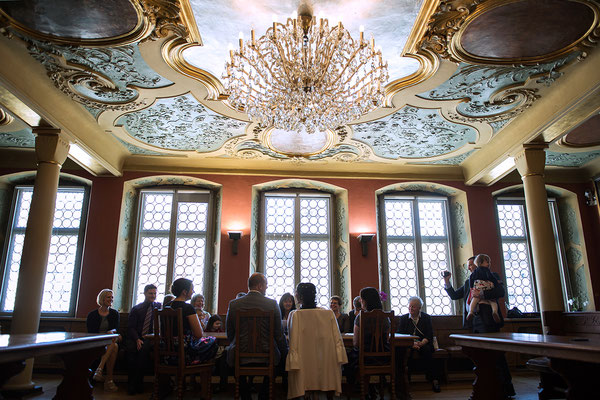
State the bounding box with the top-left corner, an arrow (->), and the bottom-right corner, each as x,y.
86,289 -> 120,392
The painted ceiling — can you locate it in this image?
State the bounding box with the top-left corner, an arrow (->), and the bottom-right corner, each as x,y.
0,0 -> 599,182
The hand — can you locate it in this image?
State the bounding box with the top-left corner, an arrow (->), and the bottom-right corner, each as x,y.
442,270 -> 451,283
136,338 -> 143,351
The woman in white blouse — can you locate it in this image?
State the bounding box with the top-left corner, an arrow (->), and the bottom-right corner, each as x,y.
286,283 -> 348,399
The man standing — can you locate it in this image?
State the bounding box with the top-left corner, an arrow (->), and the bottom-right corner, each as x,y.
127,284 -> 161,395
442,256 -> 515,398
226,273 -> 287,400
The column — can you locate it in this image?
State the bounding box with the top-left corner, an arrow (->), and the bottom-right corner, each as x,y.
514,143 -> 564,334
4,128 -> 69,391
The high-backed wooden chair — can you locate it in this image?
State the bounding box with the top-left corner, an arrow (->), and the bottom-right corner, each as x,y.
357,310 -> 396,400
234,309 -> 275,400
153,307 -> 214,400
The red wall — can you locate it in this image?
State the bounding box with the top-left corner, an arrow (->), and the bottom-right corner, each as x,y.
3,169 -> 599,316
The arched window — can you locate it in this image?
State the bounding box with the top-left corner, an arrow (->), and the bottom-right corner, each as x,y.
0,173 -> 90,316
113,176 -> 221,312
377,182 -> 471,316
251,180 -> 350,309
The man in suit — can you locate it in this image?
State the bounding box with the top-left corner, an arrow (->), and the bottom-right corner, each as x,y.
127,284 -> 161,395
226,273 -> 287,400
398,296 -> 442,392
443,256 -> 515,398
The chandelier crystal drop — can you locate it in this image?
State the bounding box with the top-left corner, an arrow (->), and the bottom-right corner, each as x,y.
223,8 -> 389,133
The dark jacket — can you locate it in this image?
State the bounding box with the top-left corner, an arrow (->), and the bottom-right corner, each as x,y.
127,301 -> 161,342
398,312 -> 434,346
86,308 -> 119,333
445,272 -> 505,329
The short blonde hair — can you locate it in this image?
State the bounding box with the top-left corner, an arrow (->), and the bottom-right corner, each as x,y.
97,289 -> 113,307
474,254 -> 490,267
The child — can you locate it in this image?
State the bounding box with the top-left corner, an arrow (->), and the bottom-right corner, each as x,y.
467,254 -> 501,323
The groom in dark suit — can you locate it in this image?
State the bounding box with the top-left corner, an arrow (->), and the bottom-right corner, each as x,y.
226,272 -> 287,399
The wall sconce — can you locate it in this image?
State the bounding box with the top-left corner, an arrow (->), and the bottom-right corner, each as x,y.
584,189 -> 597,206
227,231 -> 242,255
357,234 -> 375,256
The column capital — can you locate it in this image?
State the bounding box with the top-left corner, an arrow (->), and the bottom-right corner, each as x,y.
33,127 -> 70,167
513,143 -> 549,178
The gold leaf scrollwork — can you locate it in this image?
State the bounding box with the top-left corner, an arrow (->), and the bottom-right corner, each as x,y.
0,108 -> 14,126
141,0 -> 189,42
419,0 -> 482,63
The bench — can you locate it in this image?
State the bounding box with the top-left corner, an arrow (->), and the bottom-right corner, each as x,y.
526,312 -> 600,399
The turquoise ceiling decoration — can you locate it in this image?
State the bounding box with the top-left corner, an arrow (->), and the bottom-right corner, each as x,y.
115,137 -> 165,156
117,94 -> 247,152
352,106 -> 477,159
489,119 -> 514,135
0,129 -> 35,148
26,38 -> 171,105
407,150 -> 475,165
418,53 -> 578,119
546,150 -> 600,167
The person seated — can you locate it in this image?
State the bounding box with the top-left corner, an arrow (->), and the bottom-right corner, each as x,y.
344,287 -> 390,395
467,254 -> 501,323
206,315 -> 224,332
169,279 -> 217,364
330,295 -> 351,333
86,288 -> 120,392
279,292 -> 296,334
286,283 -> 347,399
191,293 -> 211,329
398,296 -> 441,393
348,295 -> 362,327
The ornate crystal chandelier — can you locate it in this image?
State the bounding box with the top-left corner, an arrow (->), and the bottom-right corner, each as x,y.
223,4 -> 389,133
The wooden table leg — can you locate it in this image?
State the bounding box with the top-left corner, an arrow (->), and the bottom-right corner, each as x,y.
395,347 -> 411,400
53,346 -> 105,400
461,346 -> 506,400
549,358 -> 600,400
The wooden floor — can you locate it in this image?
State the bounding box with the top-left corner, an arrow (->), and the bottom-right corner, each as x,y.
26,370 -> 540,399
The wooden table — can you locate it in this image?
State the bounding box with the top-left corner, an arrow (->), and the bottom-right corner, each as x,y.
450,332 -> 600,400
0,332 -> 118,400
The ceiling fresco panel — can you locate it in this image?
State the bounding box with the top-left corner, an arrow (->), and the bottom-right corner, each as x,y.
546,150 -> 600,167
460,0 -> 595,60
0,0 -> 139,40
117,94 -> 248,152
352,106 -> 477,159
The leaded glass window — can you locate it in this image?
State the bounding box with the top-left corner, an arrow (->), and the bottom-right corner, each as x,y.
133,189 -> 213,306
262,192 -> 331,307
1,186 -> 88,314
380,195 -> 453,315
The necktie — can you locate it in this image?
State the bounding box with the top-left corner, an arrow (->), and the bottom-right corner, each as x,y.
142,304 -> 153,336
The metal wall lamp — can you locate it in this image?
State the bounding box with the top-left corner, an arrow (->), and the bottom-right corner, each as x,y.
357,234 -> 375,256
228,231 -> 242,255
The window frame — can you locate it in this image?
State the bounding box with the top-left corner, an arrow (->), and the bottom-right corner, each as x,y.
0,184 -> 90,317
130,187 -> 215,309
378,192 -> 455,315
495,196 -> 572,312
258,189 -> 334,305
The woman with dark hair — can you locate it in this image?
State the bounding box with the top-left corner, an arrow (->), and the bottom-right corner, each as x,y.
330,295 -> 351,333
169,278 -> 217,364
205,314 -> 224,333
279,292 -> 296,320
286,282 -> 347,398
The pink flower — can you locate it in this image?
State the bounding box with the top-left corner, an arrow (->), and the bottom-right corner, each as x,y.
379,291 -> 388,301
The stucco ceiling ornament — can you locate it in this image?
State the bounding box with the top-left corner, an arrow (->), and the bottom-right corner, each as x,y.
141,0 -> 191,42
0,108 -> 14,126
419,0 -> 482,63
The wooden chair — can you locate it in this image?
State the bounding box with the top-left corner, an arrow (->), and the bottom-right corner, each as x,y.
152,307 -> 214,400
357,310 -> 396,400
234,309 -> 275,400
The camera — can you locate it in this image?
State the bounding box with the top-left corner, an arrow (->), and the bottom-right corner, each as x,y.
441,271 -> 450,278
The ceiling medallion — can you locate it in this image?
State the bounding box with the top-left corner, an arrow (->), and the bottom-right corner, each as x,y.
223,2 -> 389,133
